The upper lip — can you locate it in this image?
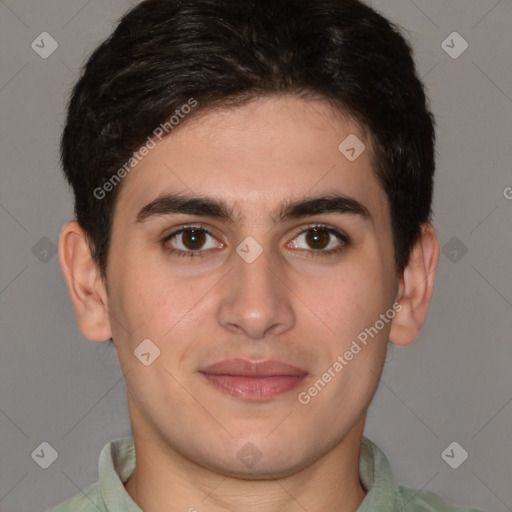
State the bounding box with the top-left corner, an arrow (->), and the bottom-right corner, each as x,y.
200,358 -> 308,377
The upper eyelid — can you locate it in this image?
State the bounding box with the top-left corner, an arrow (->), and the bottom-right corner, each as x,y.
290,223 -> 347,238
163,224 -> 217,240
162,227 -> 221,255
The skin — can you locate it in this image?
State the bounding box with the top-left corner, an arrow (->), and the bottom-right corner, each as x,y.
59,95 -> 439,512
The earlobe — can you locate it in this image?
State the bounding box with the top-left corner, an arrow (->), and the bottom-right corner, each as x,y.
389,223 -> 440,346
58,221 -> 112,342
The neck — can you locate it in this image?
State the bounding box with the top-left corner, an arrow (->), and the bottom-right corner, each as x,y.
124,415 -> 367,512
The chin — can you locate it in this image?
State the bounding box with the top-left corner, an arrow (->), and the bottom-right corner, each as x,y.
206,454 -> 312,481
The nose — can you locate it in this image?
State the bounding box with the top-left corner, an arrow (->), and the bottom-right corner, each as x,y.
216,244 -> 295,339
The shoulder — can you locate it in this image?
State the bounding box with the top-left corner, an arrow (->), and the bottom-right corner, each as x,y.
398,485 -> 484,512
48,437 -> 137,512
360,437 -> 483,512
48,481 -> 105,512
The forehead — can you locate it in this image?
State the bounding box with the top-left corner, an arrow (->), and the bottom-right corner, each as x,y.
114,96 -> 388,224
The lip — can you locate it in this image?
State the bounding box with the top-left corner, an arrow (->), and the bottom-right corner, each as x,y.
199,358 -> 308,400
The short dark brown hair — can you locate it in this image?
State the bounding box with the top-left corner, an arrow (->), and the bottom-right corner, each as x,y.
61,0 -> 435,279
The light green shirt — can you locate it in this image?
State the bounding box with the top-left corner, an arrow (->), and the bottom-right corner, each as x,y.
50,437 -> 481,511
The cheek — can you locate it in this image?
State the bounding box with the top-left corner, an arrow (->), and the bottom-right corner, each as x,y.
306,261 -> 394,338
107,251 -> 216,360
108,241 -> 170,326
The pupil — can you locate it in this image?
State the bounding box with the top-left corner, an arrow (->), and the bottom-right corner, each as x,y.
183,229 -> 205,250
306,228 -> 329,249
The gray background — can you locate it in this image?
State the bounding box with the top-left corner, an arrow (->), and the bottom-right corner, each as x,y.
0,0 -> 511,511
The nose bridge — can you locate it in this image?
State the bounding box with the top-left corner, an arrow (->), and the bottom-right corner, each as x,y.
216,242 -> 295,338
235,245 -> 279,300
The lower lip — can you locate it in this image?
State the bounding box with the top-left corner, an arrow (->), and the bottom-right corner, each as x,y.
200,373 -> 307,400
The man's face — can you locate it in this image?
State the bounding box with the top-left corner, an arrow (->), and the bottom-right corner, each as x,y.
105,96 -> 399,477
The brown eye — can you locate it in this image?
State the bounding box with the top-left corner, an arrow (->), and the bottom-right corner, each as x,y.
181,229 -> 207,250
305,228 -> 331,250
287,225 -> 348,256
163,227 -> 222,257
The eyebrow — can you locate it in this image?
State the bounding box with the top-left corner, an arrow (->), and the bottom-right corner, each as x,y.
135,192 -> 371,224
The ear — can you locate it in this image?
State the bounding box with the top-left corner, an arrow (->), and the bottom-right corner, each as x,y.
389,223 -> 440,346
58,220 -> 112,342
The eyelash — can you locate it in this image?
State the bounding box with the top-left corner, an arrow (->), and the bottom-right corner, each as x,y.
161,225 -> 221,259
289,224 -> 350,258
161,224 -> 350,259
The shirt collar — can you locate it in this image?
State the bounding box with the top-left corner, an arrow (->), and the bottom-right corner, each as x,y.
99,436 -> 141,511
358,437 -> 405,511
